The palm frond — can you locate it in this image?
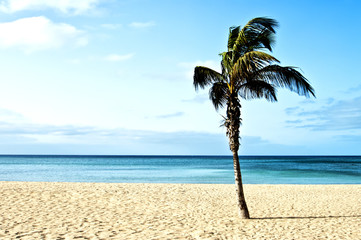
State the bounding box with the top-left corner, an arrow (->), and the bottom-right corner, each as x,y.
238,80 -> 277,102
209,81 -> 229,110
231,56 -> 250,84
193,66 -> 224,91
249,29 -> 276,52
244,17 -> 278,34
231,51 -> 279,83
237,51 -> 279,71
228,26 -> 240,51
255,65 -> 315,97
233,30 -> 248,55
234,17 -> 278,54
219,51 -> 233,77
246,51 -> 279,65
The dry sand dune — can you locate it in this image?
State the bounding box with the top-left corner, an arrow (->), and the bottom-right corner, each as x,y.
0,182 -> 360,239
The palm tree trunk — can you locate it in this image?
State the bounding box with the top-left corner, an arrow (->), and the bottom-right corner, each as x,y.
227,95 -> 250,219
232,150 -> 250,219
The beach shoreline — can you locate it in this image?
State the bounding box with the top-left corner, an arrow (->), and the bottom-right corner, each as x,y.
1,182 -> 360,239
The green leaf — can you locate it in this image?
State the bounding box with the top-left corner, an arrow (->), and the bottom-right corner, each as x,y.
209,81 -> 229,110
238,80 -> 277,101
193,66 -> 224,90
228,26 -> 240,51
235,17 -> 279,54
231,51 -> 280,81
254,65 -> 316,98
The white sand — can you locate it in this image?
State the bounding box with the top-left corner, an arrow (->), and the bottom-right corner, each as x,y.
0,182 -> 360,239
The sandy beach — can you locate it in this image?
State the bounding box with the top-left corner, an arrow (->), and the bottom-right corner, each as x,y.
0,182 -> 360,239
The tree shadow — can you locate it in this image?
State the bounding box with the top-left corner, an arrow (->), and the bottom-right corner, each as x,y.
252,215 -> 361,220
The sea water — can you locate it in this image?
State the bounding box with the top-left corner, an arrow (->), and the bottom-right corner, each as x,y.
0,155 -> 360,184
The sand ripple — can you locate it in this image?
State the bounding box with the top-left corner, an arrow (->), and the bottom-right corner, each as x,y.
0,182 -> 360,239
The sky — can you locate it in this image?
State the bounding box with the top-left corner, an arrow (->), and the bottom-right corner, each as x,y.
0,0 -> 360,155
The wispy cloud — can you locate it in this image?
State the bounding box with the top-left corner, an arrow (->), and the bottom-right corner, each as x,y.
0,108 -> 24,122
240,136 -> 316,155
182,94 -> 209,104
0,0 -> 100,14
129,21 -> 155,28
0,110 -> 229,154
286,96 -> 361,131
0,16 -> 87,53
104,53 -> 134,62
1,108 -> 355,155
285,106 -> 301,115
343,84 -> 361,94
335,134 -> 361,142
155,112 -> 184,119
298,99 -> 317,105
0,122 -> 97,136
285,119 -> 303,124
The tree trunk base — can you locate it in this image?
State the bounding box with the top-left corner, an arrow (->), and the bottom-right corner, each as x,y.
232,151 -> 250,219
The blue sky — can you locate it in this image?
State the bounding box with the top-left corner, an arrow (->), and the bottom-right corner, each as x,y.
0,0 -> 360,155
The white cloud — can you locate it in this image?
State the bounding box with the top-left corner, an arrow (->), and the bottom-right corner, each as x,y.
104,53 -> 134,62
129,21 -> 155,28
286,96 -> 361,131
0,115 -> 230,154
0,0 -> 99,14
0,108 -> 25,123
155,112 -> 184,119
0,16 -> 88,52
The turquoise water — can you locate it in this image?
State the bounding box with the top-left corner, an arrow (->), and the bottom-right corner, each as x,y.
0,155 -> 360,184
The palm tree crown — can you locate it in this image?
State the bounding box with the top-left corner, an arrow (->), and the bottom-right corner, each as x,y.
194,17 -> 315,110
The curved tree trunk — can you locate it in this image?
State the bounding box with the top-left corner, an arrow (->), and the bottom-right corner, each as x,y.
232,150 -> 250,219
226,95 -> 250,219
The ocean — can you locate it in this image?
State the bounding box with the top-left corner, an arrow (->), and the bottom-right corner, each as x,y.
0,155 -> 360,184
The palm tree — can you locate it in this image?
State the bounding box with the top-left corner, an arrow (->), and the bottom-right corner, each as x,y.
193,17 -> 315,219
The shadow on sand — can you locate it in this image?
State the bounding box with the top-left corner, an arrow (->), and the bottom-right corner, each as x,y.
252,215 -> 361,220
